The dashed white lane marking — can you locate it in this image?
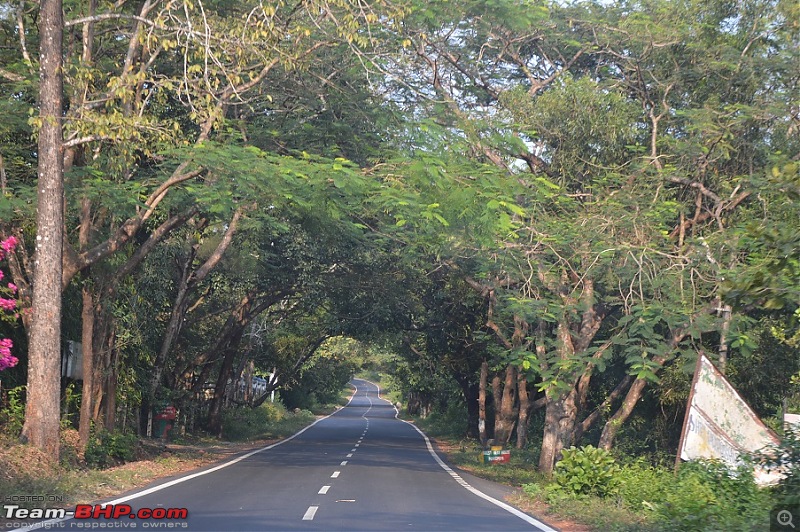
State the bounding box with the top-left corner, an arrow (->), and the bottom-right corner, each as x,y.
340,460 -> 348,466
331,471 -> 340,478
346,453 -> 353,458
302,506 -> 318,520
351,448 -> 357,452
355,443 -> 360,447
319,486 -> 330,495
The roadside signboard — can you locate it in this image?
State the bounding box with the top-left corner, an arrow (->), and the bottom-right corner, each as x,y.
676,353 -> 782,485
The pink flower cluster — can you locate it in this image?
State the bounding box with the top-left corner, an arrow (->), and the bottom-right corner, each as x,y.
0,235 -> 20,371
0,235 -> 18,261
0,297 -> 16,311
0,338 -> 16,371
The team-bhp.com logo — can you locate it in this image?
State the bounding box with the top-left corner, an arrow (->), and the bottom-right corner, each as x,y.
3,504 -> 188,528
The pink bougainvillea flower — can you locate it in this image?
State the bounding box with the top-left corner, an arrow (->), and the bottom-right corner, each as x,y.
0,298 -> 17,311
7,283 -> 17,293
0,338 -> 17,371
1,236 -> 18,253
0,338 -> 16,371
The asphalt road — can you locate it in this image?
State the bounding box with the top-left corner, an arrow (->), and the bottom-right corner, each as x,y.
24,379 -> 556,531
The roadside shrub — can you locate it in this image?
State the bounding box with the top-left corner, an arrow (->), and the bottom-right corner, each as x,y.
644,460 -> 770,531
615,459 -> 673,514
84,429 -> 137,469
0,385 -> 25,437
222,401 -> 317,441
554,445 -> 621,497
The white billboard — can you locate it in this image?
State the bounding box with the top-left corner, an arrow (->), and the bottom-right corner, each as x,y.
677,353 -> 781,485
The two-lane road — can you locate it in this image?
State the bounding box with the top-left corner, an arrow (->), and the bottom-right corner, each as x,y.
26,379 -> 556,531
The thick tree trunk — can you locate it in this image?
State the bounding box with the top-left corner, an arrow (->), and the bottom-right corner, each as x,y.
538,388 -> 578,475
494,364 -> 517,445
21,0 -> 64,455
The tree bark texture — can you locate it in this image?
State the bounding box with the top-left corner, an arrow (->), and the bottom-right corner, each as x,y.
21,0 -> 64,456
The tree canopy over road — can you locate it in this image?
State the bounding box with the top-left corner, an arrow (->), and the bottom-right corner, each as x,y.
0,0 -> 797,476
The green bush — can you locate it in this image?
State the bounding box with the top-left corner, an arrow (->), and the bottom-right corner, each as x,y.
554,445 -> 621,497
617,459 -> 771,531
222,401 -> 316,441
615,459 -> 673,513
0,385 -> 25,437
84,429 -> 137,469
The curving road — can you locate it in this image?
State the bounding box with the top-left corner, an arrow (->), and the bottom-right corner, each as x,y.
24,379 -> 556,531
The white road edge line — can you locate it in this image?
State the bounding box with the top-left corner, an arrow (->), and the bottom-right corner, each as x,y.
20,386 -> 362,532
302,506 -> 318,520
362,378 -> 558,532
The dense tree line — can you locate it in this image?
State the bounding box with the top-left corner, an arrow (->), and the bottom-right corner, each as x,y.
0,0 -> 797,474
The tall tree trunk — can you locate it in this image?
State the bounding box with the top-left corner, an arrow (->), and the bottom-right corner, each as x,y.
21,0 -> 64,455
516,372 -> 529,449
478,360 -> 488,447
78,285 -> 95,448
101,331 -> 118,430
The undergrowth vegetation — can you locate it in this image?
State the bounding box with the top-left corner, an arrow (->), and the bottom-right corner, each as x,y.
221,400 -> 316,441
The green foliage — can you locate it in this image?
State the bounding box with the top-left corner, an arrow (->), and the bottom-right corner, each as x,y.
649,460 -> 769,531
553,445 -> 621,497
0,385 -> 26,437
757,427 -> 800,507
412,400 -> 469,438
84,429 -> 138,469
223,401 -> 286,441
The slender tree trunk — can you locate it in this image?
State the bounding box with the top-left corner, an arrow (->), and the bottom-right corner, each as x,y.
598,378 -> 646,450
516,372 -> 529,449
78,286 -> 95,448
21,0 -> 64,455
149,244 -> 195,405
598,329 -> 689,450
718,304 -> 732,374
479,360 -> 488,447
102,332 -> 118,430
